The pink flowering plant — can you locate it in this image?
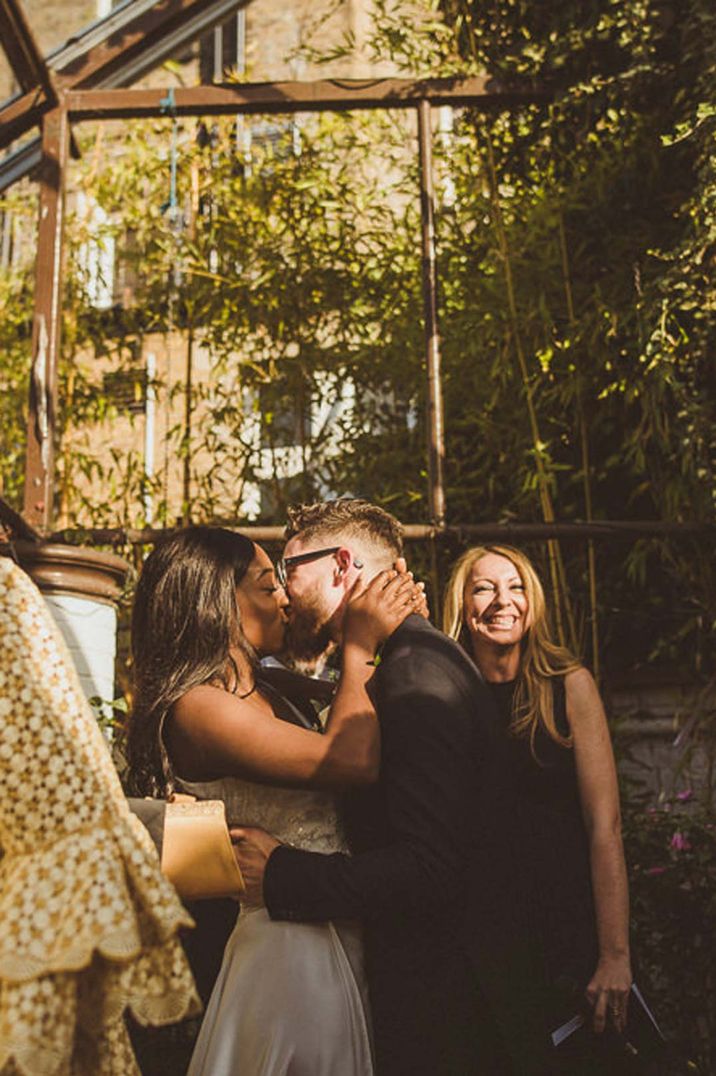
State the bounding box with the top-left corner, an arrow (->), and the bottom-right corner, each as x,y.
622,793 -> 716,1072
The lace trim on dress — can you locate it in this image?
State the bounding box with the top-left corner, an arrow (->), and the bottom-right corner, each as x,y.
0,937 -> 197,1076
0,559 -> 200,1075
0,819 -> 192,982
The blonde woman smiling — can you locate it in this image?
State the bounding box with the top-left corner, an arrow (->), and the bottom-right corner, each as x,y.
444,544 -> 631,1074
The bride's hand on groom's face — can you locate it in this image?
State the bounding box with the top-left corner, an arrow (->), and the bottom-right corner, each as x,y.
345,568 -> 425,653
230,826 -> 281,905
394,557 -> 429,620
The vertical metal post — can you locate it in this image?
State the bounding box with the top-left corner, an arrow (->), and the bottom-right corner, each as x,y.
236,8 -> 246,74
23,105 -> 69,533
213,23 -> 224,82
144,351 -> 156,525
417,98 -> 446,529
182,327 -> 194,524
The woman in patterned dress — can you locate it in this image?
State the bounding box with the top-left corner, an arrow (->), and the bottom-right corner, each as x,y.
0,554 -> 199,1076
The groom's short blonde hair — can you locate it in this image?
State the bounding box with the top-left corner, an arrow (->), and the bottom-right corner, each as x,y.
285,499 -> 403,562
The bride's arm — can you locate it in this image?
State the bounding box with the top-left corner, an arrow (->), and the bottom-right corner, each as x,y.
317,565 -> 428,781
167,571 -> 418,788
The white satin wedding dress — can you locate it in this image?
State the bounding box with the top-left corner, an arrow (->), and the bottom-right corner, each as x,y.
182,770 -> 373,1076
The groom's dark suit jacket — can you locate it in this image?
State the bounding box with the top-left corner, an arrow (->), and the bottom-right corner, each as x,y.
264,615 -> 512,1075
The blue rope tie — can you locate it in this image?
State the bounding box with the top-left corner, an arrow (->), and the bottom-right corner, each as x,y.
160,89 -> 179,217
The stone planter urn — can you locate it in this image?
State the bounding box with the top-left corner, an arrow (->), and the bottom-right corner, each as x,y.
13,541 -> 130,706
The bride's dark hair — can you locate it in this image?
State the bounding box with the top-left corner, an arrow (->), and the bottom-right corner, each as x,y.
126,526 -> 256,796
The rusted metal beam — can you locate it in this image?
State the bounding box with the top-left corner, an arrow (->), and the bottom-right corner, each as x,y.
0,0 -> 58,147
0,89 -> 81,156
417,99 -> 446,529
55,0 -> 252,91
0,495 -> 42,541
0,0 -> 252,152
0,0 -> 55,97
1,74 -> 545,183
22,106 -> 69,533
403,521 -> 716,541
0,86 -> 49,150
64,76 -> 548,120
48,520 -> 716,548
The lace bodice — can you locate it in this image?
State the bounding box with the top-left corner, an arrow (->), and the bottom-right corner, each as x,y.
174,772 -> 349,856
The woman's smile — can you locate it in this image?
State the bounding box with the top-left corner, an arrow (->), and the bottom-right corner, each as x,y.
484,613 -> 519,628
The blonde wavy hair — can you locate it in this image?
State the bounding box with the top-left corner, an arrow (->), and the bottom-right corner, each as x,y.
443,544 -> 581,749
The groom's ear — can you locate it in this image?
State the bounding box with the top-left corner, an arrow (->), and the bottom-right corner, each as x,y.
335,546 -> 353,579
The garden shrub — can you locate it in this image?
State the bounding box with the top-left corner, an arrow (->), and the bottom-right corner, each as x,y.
623,791 -> 716,1072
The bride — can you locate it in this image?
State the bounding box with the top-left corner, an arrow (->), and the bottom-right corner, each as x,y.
126,525 -> 421,1076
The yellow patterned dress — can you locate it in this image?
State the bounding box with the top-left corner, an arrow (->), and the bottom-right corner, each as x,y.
0,557 -> 200,1075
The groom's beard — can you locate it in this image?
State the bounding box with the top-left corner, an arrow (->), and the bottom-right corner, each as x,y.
282,593 -> 335,671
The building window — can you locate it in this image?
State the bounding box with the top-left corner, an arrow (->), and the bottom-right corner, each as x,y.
101,366 -> 147,414
199,11 -> 246,82
76,194 -> 116,310
260,378 -> 308,449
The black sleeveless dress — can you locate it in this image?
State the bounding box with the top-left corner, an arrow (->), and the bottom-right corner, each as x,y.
474,677 -> 601,1073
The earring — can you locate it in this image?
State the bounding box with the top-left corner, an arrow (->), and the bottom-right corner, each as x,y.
354,559 -> 364,570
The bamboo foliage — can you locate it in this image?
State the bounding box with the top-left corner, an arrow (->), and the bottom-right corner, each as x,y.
480,127 -> 579,653
558,212 -> 600,679
0,0 -> 714,689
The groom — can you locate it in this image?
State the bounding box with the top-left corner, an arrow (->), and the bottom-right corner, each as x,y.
234,499 -> 511,1075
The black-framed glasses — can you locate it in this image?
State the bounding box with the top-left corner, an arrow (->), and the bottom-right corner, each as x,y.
276,546 -> 341,589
